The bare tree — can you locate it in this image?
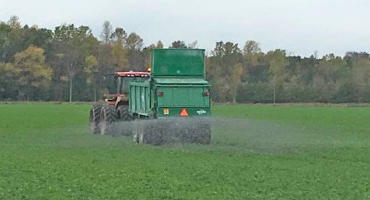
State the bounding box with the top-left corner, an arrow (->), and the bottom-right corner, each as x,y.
101,21 -> 112,44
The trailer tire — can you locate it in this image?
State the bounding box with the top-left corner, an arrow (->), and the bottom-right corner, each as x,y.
194,123 -> 211,144
115,105 -> 133,136
99,105 -> 118,135
89,102 -> 103,134
137,121 -> 167,145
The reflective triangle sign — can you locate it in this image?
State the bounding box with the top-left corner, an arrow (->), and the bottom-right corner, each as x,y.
180,108 -> 189,117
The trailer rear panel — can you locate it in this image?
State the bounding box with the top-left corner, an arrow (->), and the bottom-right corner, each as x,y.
151,49 -> 205,77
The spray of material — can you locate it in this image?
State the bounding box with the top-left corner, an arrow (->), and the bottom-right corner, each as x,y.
110,118 -> 211,145
108,117 -> 356,154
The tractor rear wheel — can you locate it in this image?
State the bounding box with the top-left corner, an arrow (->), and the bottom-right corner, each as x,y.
99,105 -> 118,135
89,102 -> 103,134
118,105 -> 131,121
117,105 -> 132,136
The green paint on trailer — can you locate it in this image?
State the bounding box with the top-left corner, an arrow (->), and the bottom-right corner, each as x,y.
154,78 -> 209,85
129,81 -> 152,117
151,49 -> 205,77
129,49 -> 211,118
156,86 -> 210,107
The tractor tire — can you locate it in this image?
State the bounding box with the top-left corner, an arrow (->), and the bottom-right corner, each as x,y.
116,105 -> 133,136
89,102 -> 103,134
117,105 -> 131,121
99,105 -> 118,135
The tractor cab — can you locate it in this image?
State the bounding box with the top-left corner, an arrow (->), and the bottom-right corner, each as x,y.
103,71 -> 150,106
115,72 -> 150,94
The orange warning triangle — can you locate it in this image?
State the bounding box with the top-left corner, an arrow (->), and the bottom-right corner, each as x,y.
180,108 -> 189,117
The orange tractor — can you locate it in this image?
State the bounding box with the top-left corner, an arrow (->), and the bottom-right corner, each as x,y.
89,71 -> 150,135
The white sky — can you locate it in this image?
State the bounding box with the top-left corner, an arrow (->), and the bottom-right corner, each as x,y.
0,0 -> 369,57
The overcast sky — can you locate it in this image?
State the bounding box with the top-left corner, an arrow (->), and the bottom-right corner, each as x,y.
0,0 -> 369,57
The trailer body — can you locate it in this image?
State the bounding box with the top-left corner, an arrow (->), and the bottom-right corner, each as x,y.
129,49 -> 211,119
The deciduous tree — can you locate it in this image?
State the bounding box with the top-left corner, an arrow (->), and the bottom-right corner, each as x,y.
13,46 -> 52,100
267,49 -> 288,104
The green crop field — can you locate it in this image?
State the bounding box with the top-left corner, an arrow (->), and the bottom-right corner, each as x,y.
1,104 -> 370,199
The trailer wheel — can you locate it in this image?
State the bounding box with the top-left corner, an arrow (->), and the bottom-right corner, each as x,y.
195,123 -> 211,144
133,120 -> 145,143
115,105 -> 133,136
99,105 -> 118,135
136,121 -> 166,145
142,123 -> 165,145
89,102 -> 103,134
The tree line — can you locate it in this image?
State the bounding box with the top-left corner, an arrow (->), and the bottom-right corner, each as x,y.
1,16 -> 370,103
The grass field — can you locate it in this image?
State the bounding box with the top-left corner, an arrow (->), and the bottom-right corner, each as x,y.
1,104 -> 370,199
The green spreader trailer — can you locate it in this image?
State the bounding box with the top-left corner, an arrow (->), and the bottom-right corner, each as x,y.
89,48 -> 212,145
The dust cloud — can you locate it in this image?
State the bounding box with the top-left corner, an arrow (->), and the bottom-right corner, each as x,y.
110,117 -> 351,154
